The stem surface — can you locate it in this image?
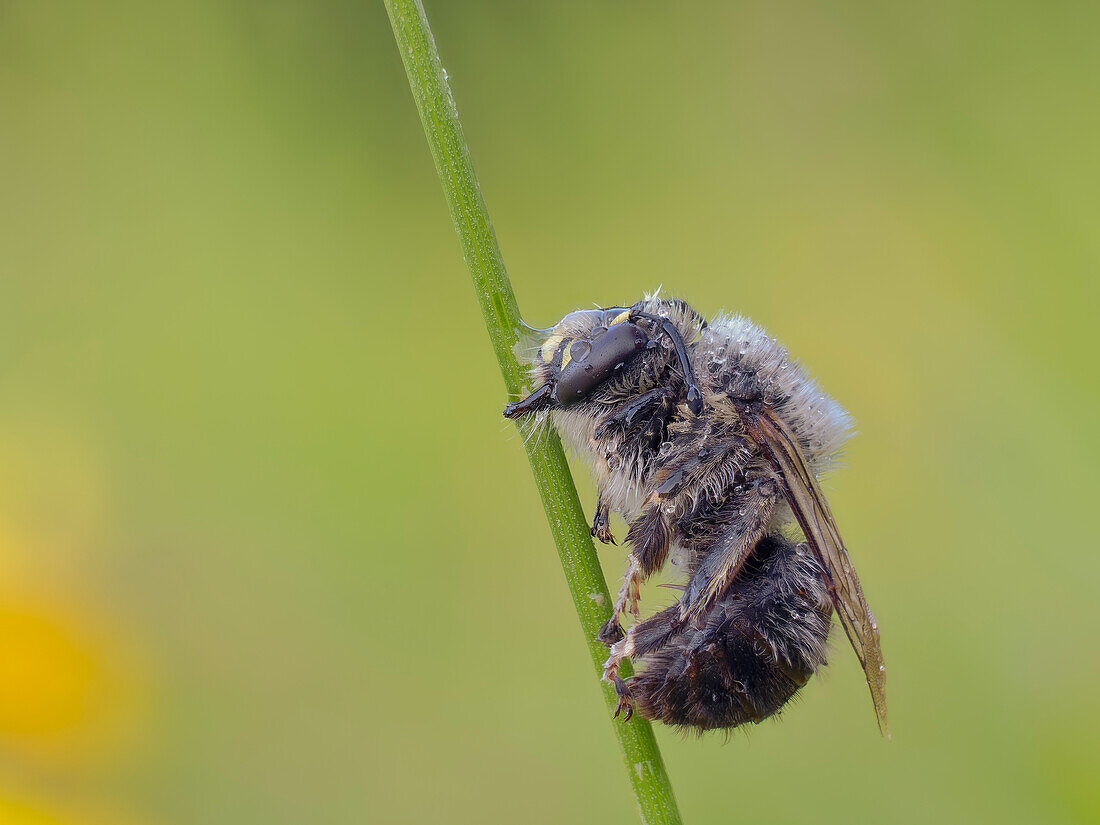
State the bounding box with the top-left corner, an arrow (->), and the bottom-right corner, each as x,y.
383,2 -> 683,823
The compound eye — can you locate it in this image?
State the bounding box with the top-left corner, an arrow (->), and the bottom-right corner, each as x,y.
555,321 -> 648,403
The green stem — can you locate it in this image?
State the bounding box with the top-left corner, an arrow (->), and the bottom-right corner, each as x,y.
383,2 -> 683,823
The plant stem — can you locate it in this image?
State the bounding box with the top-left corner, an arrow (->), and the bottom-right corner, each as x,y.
383,2 -> 683,823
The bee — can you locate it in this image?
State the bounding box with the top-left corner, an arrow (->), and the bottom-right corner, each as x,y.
503,296 -> 887,734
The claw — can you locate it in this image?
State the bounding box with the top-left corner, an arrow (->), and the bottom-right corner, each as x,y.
598,618 -> 625,646
612,676 -> 635,721
591,521 -> 617,545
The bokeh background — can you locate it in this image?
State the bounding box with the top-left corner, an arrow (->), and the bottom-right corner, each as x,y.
2,1 -> 1098,823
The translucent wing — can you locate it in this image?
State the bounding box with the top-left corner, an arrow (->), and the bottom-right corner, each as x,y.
742,407 -> 889,736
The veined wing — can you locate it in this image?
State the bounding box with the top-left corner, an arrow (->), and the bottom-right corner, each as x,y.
741,407 -> 889,737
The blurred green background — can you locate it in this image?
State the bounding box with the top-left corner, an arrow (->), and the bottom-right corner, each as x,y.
1,1 -> 1098,823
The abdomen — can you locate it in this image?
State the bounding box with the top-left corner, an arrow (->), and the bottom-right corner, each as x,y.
629,534 -> 833,731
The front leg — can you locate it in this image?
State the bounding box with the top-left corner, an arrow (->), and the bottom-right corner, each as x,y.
594,385 -> 679,449
591,490 -> 616,545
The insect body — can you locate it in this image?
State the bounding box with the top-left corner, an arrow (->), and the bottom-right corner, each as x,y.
504,297 -> 887,734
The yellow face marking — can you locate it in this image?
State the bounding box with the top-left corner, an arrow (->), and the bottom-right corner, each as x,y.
560,341 -> 574,371
540,331 -> 566,363
609,310 -> 631,326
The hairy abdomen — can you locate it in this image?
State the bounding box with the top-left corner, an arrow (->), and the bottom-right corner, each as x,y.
629,535 -> 832,731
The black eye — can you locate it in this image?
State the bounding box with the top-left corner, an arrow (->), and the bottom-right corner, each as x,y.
555,321 -> 648,403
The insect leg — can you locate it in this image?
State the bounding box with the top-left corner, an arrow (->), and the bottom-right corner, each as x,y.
595,385 -> 676,435
602,619 -> 639,718
599,495 -> 673,635
679,475 -> 778,623
591,489 -> 615,545
625,604 -> 680,656
599,504 -> 675,709
597,552 -> 644,646
626,502 -> 672,576
602,603 -> 683,720
594,386 -> 679,456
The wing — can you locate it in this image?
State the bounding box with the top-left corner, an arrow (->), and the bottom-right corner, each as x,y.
741,407 -> 889,737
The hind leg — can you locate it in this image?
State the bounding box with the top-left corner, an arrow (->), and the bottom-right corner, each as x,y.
601,601 -> 687,719
602,621 -> 643,720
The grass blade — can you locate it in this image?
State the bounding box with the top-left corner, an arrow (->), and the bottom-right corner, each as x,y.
383,2 -> 683,822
